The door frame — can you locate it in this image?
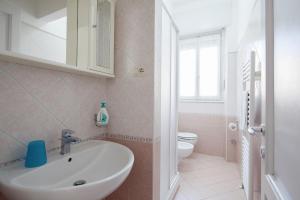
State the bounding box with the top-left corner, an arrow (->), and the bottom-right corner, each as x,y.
159,4 -> 181,200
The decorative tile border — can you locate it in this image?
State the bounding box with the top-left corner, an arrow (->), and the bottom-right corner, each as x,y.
103,133 -> 153,143
0,158 -> 24,168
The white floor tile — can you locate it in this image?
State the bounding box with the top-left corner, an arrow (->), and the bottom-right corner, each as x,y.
175,153 -> 246,200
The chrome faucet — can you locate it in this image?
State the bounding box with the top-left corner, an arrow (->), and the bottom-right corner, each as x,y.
60,129 -> 80,155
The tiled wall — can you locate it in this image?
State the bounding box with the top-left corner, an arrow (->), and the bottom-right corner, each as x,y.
0,61 -> 107,165
102,137 -> 153,200
0,1 -> 156,200
226,116 -> 239,162
0,0 -> 156,165
106,0 -> 155,139
0,135 -> 153,200
104,0 -> 155,197
178,113 -> 226,157
178,113 -> 239,161
0,0 -> 156,199
0,192 -> 5,200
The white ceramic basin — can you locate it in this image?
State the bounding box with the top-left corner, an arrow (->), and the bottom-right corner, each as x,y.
0,140 -> 134,200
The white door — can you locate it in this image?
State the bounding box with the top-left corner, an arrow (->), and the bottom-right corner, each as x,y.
169,17 -> 178,189
160,7 -> 179,200
244,0 -> 279,199
260,0 -> 300,199
259,0 -> 277,198
0,10 -> 9,51
160,8 -> 172,199
258,0 -> 300,199
251,0 -> 280,199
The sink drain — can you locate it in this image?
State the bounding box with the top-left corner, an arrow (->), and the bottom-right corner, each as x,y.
73,180 -> 86,186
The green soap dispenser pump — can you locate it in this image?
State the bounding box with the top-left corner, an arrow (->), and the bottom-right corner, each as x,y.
96,101 -> 109,126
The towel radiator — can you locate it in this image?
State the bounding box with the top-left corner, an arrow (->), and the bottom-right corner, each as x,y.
241,51 -> 257,200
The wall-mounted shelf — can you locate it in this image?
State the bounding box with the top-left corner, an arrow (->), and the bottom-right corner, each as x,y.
0,51 -> 115,79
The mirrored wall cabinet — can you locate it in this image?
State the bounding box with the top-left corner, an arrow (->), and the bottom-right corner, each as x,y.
73,0 -> 115,75
0,0 -> 116,78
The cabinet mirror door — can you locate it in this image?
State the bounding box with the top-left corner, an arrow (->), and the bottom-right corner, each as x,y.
77,0 -> 115,75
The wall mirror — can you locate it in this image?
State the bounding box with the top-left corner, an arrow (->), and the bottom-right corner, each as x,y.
0,0 -> 115,76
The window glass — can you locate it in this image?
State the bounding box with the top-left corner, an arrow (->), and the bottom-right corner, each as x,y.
179,33 -> 222,101
179,48 -> 197,97
199,45 -> 220,97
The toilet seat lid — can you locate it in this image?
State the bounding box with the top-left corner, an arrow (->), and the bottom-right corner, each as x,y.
178,132 -> 198,139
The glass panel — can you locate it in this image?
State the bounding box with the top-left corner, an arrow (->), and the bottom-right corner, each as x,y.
96,0 -> 111,68
1,1 -> 69,64
199,45 -> 220,97
179,48 -> 197,97
0,11 -> 9,51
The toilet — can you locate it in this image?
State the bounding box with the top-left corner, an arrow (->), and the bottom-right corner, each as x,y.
178,132 -> 198,145
177,132 -> 198,160
178,141 -> 194,160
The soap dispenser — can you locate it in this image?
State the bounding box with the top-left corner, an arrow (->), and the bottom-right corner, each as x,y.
96,101 -> 109,127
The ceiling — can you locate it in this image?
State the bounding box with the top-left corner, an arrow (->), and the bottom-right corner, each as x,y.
168,0 -> 232,11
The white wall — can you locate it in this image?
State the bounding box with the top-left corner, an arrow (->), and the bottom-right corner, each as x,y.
20,21 -> 66,63
36,0 -> 67,18
162,0 -> 175,16
169,0 -> 235,116
179,102 -> 225,115
232,0 -> 259,128
172,0 -> 232,36
1,0 -> 67,63
177,0 -> 260,119
168,0 -> 247,160
19,1 -> 67,63
225,52 -> 237,117
8,0 -> 36,15
234,0 -> 257,43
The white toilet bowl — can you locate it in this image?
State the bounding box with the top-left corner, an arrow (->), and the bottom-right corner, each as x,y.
178,132 -> 198,145
178,141 -> 194,160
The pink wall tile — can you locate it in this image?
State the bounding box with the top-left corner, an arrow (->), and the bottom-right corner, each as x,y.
0,2 -> 156,200
106,0 -> 155,139
100,138 -> 153,200
178,113 -> 226,157
152,138 -> 161,200
226,116 -> 239,162
0,192 -> 7,200
0,0 -> 156,166
0,61 -> 107,164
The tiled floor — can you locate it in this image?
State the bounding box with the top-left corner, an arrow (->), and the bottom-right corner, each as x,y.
174,153 -> 246,200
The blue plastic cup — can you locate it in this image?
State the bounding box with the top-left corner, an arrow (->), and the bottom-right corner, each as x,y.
25,140 -> 47,168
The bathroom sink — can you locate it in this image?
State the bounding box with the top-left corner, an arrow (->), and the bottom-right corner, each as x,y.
0,140 -> 134,200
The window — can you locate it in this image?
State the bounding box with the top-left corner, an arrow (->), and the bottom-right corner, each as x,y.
179,33 -> 223,101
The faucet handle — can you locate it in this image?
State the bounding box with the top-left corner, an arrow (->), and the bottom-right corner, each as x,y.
62,129 -> 75,137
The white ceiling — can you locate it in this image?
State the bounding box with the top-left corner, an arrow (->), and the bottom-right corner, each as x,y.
169,0 -> 232,10
166,0 -> 233,35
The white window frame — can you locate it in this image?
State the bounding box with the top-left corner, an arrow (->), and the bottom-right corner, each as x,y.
179,30 -> 225,103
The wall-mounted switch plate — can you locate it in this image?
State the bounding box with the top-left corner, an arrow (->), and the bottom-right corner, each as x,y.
132,66 -> 146,77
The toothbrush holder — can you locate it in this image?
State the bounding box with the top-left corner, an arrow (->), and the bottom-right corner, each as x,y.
25,140 -> 47,168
